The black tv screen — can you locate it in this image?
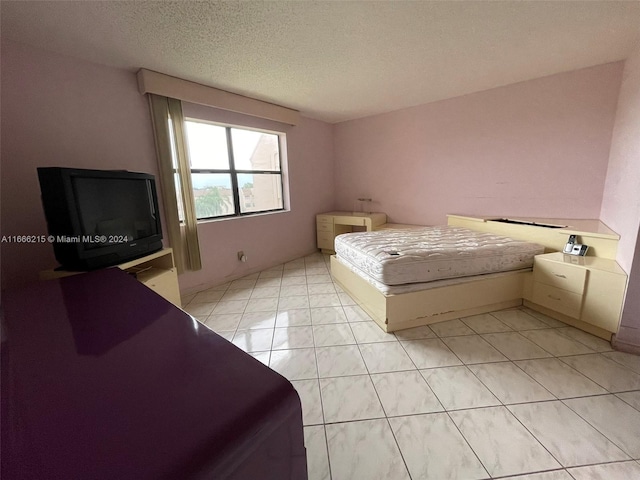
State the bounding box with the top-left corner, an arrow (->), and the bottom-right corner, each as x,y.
72,177 -> 157,249
38,167 -> 163,270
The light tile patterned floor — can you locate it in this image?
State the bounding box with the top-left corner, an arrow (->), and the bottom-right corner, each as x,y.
182,253 -> 640,480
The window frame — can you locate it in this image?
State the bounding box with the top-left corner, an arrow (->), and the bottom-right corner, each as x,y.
183,118 -> 287,221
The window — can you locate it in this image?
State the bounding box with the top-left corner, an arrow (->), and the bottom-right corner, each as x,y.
183,119 -> 286,220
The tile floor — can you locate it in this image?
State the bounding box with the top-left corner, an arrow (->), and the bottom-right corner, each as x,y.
182,253 -> 640,480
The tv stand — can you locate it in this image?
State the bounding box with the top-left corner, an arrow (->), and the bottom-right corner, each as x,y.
40,248 -> 181,307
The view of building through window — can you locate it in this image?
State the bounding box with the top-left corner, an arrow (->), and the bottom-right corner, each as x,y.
184,120 -> 285,220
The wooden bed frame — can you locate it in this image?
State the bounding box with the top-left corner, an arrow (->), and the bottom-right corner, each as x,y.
330,214 -> 621,332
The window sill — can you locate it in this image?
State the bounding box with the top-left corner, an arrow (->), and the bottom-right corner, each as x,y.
196,208 -> 290,225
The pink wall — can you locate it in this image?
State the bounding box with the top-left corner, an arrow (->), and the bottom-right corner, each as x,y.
600,43 -> 640,348
333,63 -> 623,226
177,103 -> 335,294
1,40 -> 161,289
600,44 -> 640,273
615,226 -> 640,352
0,41 -> 335,292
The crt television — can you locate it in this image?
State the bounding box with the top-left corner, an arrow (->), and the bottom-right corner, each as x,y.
37,167 -> 163,270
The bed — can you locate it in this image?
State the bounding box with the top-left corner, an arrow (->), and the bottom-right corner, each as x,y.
331,221 -> 545,332
331,215 -> 617,332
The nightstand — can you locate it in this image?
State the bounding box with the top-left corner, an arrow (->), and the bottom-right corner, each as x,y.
531,252 -> 627,335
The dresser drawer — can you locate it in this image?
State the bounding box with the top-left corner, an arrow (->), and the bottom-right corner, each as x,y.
333,215 -> 366,227
316,215 -> 333,224
316,222 -> 333,233
533,258 -> 587,295
532,282 -> 583,319
317,231 -> 333,249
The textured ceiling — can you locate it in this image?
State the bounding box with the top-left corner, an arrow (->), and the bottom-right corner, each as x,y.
2,1 -> 640,123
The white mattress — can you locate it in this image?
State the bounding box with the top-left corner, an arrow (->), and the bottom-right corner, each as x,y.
334,226 -> 544,286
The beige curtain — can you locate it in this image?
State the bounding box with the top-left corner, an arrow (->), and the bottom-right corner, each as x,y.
148,94 -> 202,272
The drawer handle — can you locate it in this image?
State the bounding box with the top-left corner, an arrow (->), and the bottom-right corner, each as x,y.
553,273 -> 567,278
547,295 -> 561,301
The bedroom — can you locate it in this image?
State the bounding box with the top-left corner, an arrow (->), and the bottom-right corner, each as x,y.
2,2 -> 640,479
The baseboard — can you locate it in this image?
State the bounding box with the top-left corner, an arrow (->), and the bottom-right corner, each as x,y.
611,334 -> 640,355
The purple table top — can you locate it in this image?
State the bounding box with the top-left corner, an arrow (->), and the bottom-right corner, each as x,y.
1,268 -> 304,479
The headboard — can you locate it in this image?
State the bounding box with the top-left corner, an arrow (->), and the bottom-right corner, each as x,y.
447,214 -> 620,260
